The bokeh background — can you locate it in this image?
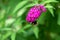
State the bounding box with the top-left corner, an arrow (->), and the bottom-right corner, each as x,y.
0,0 -> 60,40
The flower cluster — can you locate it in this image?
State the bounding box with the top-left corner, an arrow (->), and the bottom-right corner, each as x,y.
26,5 -> 46,22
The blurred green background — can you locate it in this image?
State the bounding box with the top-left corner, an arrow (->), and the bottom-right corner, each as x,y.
0,0 -> 60,40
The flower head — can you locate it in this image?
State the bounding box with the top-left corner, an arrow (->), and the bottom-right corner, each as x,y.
26,4 -> 46,22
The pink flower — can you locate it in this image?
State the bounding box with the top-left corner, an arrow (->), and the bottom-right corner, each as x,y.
26,5 -> 46,22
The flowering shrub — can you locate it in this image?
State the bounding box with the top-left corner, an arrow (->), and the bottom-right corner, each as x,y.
0,0 -> 60,40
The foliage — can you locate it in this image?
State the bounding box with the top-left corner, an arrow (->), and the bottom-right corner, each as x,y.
0,0 -> 60,40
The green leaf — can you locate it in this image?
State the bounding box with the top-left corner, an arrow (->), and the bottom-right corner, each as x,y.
24,3 -> 36,8
23,24 -> 31,29
0,9 -> 5,19
32,26 -> 39,38
44,0 -> 58,4
12,1 -> 28,14
50,32 -> 57,38
5,18 -> 15,26
45,5 -> 54,9
38,13 -> 46,24
48,8 -> 54,16
11,32 -> 16,40
40,0 -> 58,5
57,10 -> 60,25
18,24 -> 31,33
1,31 -> 12,40
33,0 -> 38,4
0,28 -> 12,31
46,4 -> 54,16
17,8 -> 26,17
55,35 -> 60,40
15,3 -> 35,17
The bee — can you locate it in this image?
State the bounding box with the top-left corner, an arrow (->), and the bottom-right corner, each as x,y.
31,20 -> 37,25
